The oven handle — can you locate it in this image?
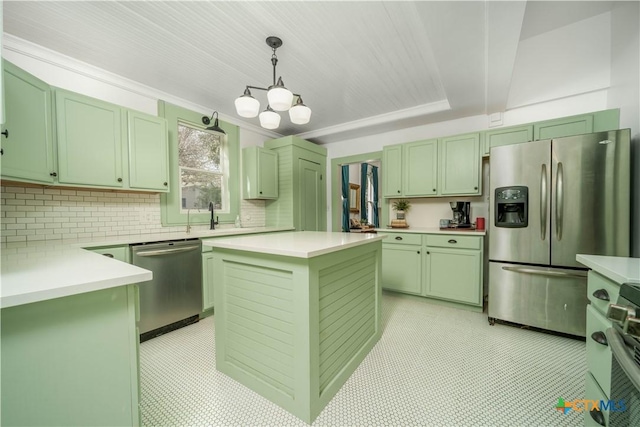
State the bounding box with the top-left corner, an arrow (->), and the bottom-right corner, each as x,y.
606,328 -> 640,392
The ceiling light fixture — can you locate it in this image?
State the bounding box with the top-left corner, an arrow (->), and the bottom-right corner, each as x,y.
235,36 -> 311,129
201,111 -> 226,135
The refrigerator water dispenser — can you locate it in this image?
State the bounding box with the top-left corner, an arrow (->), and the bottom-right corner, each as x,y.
495,186 -> 528,227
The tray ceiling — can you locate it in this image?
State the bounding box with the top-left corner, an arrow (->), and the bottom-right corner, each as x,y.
3,1 -> 615,143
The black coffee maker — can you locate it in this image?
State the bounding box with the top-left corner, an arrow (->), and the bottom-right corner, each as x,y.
450,201 -> 471,228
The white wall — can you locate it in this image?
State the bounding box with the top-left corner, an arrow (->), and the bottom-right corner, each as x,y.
608,1 -> 640,257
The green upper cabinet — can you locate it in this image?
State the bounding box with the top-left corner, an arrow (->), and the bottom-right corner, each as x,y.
1,60 -> 55,184
242,146 -> 278,199
55,89 -> 125,188
403,139 -> 438,197
127,110 -> 169,192
439,133 -> 480,196
382,144 -> 403,197
483,125 -> 533,155
534,114 -> 594,140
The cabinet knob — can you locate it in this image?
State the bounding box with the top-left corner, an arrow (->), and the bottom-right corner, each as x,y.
397,190 -> 400,194
417,251 -> 420,254
448,239 -> 457,244
50,172 -> 57,177
590,331 -> 608,347
432,188 -> 436,192
426,251 -> 430,255
474,186 -> 478,190
395,236 -> 403,240
163,182 -> 168,186
590,408 -> 606,426
0,149 -> 3,156
1,129 -> 8,138
117,178 -> 123,183
592,289 -> 609,301
260,191 -> 263,194
102,253 -> 114,258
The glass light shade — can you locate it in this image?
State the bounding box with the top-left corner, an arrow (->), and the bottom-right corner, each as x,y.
267,86 -> 294,111
289,103 -> 311,125
234,95 -> 260,118
259,109 -> 281,129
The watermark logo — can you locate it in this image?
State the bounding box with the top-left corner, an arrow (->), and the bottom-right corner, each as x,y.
555,397 -> 627,414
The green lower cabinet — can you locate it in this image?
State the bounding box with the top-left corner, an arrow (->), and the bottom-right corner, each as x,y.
584,372 -> 610,426
424,247 -> 482,305
586,305 -> 613,398
1,285 -> 140,426
381,243 -> 422,295
202,252 -> 215,311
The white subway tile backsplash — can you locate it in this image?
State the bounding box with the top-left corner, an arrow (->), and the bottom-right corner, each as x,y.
1,185 -> 267,241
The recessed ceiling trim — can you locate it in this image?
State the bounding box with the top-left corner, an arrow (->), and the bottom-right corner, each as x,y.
3,33 -> 282,139
297,99 -> 451,140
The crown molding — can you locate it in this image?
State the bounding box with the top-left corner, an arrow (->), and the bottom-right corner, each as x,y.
296,99 -> 451,141
2,33 -> 282,139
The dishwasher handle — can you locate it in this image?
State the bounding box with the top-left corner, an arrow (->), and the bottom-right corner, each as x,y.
135,245 -> 200,257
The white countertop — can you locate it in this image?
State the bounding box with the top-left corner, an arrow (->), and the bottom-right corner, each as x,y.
0,226 -> 292,309
1,248 -> 152,309
1,226 -> 294,256
204,231 -> 386,258
375,227 -> 486,236
576,254 -> 640,285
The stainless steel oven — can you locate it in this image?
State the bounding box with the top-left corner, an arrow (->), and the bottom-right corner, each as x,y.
599,283 -> 640,426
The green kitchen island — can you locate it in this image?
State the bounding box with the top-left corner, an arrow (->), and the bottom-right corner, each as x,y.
204,231 -> 385,423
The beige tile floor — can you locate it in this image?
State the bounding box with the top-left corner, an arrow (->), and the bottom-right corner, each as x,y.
140,292 -> 586,426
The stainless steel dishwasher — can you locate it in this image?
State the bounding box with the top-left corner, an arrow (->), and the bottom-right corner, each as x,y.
131,239 -> 202,342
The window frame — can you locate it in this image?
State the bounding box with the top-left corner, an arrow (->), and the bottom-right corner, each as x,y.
159,101 -> 239,226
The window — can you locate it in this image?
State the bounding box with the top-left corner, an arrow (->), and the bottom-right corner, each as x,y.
159,101 -> 239,226
178,123 -> 228,212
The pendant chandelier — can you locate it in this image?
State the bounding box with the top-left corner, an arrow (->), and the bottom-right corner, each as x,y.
234,36 -> 311,130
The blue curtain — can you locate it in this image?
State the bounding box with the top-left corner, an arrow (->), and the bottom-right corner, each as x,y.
372,165 -> 379,227
341,165 -> 350,232
361,164 -> 368,223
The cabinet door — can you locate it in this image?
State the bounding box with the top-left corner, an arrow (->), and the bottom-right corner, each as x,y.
381,244 -> 422,295
202,253 -> 215,311
484,125 -> 533,153
425,247 -> 481,305
382,144 -> 403,197
534,114 -> 594,140
1,61 -> 55,183
584,373 -> 610,427
439,134 -> 480,195
258,148 -> 278,198
56,89 -> 124,188
299,158 -> 324,231
128,111 -> 169,192
586,305 -> 612,398
403,139 -> 438,196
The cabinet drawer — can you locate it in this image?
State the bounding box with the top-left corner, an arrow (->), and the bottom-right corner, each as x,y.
588,271 -> 619,316
586,304 -> 612,399
380,232 -> 422,245
89,246 -> 129,263
425,234 -> 481,250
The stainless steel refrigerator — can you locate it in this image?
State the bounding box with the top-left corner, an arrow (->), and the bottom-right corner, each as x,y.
488,129 -> 630,336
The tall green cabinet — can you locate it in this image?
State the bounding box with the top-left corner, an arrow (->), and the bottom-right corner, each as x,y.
264,136 -> 327,231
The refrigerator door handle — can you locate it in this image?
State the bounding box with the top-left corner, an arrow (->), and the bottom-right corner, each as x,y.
540,164 -> 547,241
501,266 -> 587,279
555,162 -> 564,241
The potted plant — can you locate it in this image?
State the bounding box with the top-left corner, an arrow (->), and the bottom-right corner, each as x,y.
392,199 -> 411,220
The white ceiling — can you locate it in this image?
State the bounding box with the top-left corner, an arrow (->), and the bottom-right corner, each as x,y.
2,1 -> 615,144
